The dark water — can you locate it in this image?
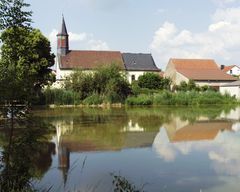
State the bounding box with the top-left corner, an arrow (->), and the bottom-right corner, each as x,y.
1,106 -> 240,191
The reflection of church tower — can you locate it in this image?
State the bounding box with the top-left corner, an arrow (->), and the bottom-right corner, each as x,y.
57,16 -> 69,56
55,120 -> 71,186
58,146 -> 70,186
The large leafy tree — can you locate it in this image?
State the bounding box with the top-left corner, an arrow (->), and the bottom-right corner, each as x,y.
138,72 -> 171,90
0,0 -> 55,104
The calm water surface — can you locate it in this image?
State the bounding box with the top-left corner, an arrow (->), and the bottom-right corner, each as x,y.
1,106 -> 240,191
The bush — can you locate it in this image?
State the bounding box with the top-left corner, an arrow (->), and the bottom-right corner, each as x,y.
138,72 -> 171,90
83,93 -> 103,105
63,64 -> 131,103
126,94 -> 153,105
64,70 -> 94,100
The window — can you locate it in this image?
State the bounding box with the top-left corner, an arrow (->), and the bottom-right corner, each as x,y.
230,70 -> 232,74
131,75 -> 135,82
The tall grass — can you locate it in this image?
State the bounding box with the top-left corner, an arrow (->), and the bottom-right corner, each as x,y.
126,91 -> 238,106
44,88 -> 81,105
125,94 -> 153,105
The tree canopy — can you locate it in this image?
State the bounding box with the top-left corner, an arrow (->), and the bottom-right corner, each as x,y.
0,0 -> 32,30
0,0 -> 55,104
138,72 -> 171,90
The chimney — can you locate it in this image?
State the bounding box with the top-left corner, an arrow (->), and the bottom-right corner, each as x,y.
221,65 -> 225,70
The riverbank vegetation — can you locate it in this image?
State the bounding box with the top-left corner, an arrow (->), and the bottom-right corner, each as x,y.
44,68 -> 239,106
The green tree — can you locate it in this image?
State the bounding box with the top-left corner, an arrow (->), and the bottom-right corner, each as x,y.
93,64 -> 131,102
64,70 -> 94,100
63,64 -> 131,103
0,0 -> 55,104
0,0 -> 32,29
138,72 -> 170,90
176,80 -> 202,92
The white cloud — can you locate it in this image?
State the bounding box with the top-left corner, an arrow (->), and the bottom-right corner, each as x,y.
212,0 -> 238,7
150,7 -> 240,69
48,29 -> 109,52
68,32 -> 87,42
48,29 -> 58,50
87,39 -> 109,50
208,21 -> 230,32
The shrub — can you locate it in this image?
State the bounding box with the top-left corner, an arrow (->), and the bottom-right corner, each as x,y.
153,91 -> 174,105
83,93 -> 103,105
138,72 -> 171,90
105,77 -> 131,103
64,70 -> 94,100
63,64 -> 131,103
126,94 -> 152,105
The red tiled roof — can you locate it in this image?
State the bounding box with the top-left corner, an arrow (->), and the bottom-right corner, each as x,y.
171,58 -> 236,81
222,65 -> 238,72
59,50 -> 125,69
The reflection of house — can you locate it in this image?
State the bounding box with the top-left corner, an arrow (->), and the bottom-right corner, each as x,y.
55,17 -> 160,85
164,120 -> 233,142
54,119 -> 158,183
123,120 -> 144,132
55,119 -> 157,153
221,65 -> 240,76
165,58 -> 236,88
220,107 -> 240,121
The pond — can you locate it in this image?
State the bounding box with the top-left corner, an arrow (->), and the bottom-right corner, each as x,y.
1,106 -> 240,192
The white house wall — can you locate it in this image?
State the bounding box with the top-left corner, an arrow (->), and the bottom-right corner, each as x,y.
226,66 -> 240,76
56,67 -> 145,85
195,81 -> 234,87
126,71 -> 145,84
175,72 -> 189,85
220,86 -> 240,98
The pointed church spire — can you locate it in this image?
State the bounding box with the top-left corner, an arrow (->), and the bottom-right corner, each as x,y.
57,15 -> 69,56
59,15 -> 68,36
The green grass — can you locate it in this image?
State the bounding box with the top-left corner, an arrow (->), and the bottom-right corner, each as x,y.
126,91 -> 239,106
44,88 -> 81,105
125,94 -> 153,105
83,93 -> 103,105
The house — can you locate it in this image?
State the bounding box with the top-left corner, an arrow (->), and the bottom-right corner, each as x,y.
221,65 -> 240,77
122,53 -> 160,83
55,17 -> 160,84
220,80 -> 240,99
164,58 -> 236,88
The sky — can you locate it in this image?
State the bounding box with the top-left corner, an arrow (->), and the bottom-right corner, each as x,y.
27,0 -> 240,69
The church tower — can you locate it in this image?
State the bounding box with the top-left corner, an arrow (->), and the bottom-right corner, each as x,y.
57,16 -> 69,56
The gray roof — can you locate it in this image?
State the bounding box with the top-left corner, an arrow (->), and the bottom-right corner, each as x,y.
221,80 -> 240,87
57,16 -> 68,36
122,53 -> 160,71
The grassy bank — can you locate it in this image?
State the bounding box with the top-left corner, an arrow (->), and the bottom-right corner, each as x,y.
126,90 -> 238,106
44,89 -> 238,106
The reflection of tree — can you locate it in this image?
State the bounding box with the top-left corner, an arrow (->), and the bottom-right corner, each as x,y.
0,112 -> 55,192
171,106 -> 235,123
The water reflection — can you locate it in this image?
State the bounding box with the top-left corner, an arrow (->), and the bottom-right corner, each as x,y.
0,114 -> 55,191
1,106 -> 240,191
